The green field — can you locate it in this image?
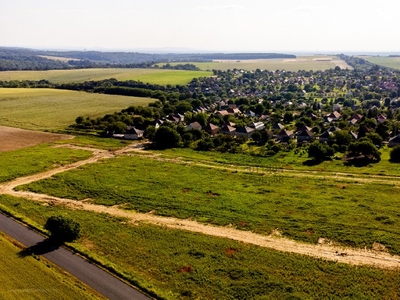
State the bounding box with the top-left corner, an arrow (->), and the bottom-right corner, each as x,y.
360,56 -> 400,70
159,146 -> 400,177
1,195 -> 400,300
0,233 -> 103,299
0,144 -> 92,183
157,56 -> 351,71
0,68 -> 212,85
0,88 -> 155,130
17,153 -> 400,254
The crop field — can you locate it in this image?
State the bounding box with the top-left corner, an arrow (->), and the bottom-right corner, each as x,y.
360,56 -> 400,70
0,68 -> 212,85
0,233 -> 102,299
0,126 -> 73,152
1,195 -> 400,300
157,56 -> 352,71
0,88 -> 155,130
17,153 -> 400,255
0,144 -> 91,183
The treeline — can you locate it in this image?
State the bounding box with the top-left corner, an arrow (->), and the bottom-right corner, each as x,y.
0,47 -> 296,71
158,63 -> 200,70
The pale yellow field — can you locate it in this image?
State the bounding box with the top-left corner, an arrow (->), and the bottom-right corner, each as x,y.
158,56 -> 352,71
0,68 -> 212,85
0,88 -> 155,130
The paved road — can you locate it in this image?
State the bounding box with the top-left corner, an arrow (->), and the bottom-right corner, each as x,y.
0,212 -> 151,300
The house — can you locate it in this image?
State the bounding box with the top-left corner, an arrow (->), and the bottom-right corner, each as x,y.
350,131 -> 358,141
272,123 -> 285,130
124,126 -> 144,140
215,110 -> 230,117
319,130 -> 332,143
323,111 -> 341,122
297,129 -> 314,143
204,123 -> 219,136
351,113 -> 363,121
220,124 -> 236,136
167,115 -> 180,123
276,129 -> 293,142
186,122 -> 202,131
306,112 -> 318,120
296,124 -> 312,134
245,110 -> 256,117
376,114 -> 387,124
248,122 -> 265,131
235,126 -> 255,139
327,126 -> 340,133
227,107 -> 242,115
154,119 -> 164,128
388,134 -> 400,147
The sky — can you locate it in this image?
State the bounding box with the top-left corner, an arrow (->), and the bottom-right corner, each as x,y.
1,0 -> 400,53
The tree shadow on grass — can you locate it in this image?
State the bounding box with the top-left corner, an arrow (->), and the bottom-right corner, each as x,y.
18,238 -> 63,258
344,157 -> 379,167
302,159 -> 323,166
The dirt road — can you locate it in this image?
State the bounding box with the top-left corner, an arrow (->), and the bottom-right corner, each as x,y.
1,144 -> 400,269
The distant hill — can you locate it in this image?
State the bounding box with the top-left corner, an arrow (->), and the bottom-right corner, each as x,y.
0,47 -> 296,71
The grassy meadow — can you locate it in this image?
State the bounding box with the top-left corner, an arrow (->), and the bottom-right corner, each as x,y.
0,88 -> 155,130
0,233 -> 103,300
157,56 -> 351,71
0,144 -> 92,183
17,153 -> 400,254
159,146 -> 400,177
360,56 -> 400,70
0,68 -> 212,85
1,195 -> 400,300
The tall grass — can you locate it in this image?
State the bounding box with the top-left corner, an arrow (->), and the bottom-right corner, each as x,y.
1,195 -> 400,300
18,154 -> 400,254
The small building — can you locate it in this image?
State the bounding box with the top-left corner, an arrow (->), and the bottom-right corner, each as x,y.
227,107 -> 242,115
204,123 -> 219,136
388,134 -> 400,147
235,126 -> 255,139
186,122 -> 202,131
276,129 -> 293,143
319,130 -> 332,143
248,122 -> 265,131
124,127 -> 144,140
297,129 -> 314,143
220,124 -> 236,136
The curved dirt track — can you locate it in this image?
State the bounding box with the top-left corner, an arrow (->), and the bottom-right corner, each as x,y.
1,143 -> 400,269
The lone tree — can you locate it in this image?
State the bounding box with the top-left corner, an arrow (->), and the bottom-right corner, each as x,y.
153,126 -> 182,149
44,216 -> 81,242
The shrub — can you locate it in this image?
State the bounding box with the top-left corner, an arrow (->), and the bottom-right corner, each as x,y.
390,146 -> 400,163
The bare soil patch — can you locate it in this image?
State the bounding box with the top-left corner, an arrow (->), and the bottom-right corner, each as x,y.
0,126 -> 73,152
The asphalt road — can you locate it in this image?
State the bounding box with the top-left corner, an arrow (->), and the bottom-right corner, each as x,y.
0,212 -> 152,300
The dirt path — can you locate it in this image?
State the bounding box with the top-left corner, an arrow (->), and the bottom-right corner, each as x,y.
127,151 -> 400,186
1,143 -> 400,269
